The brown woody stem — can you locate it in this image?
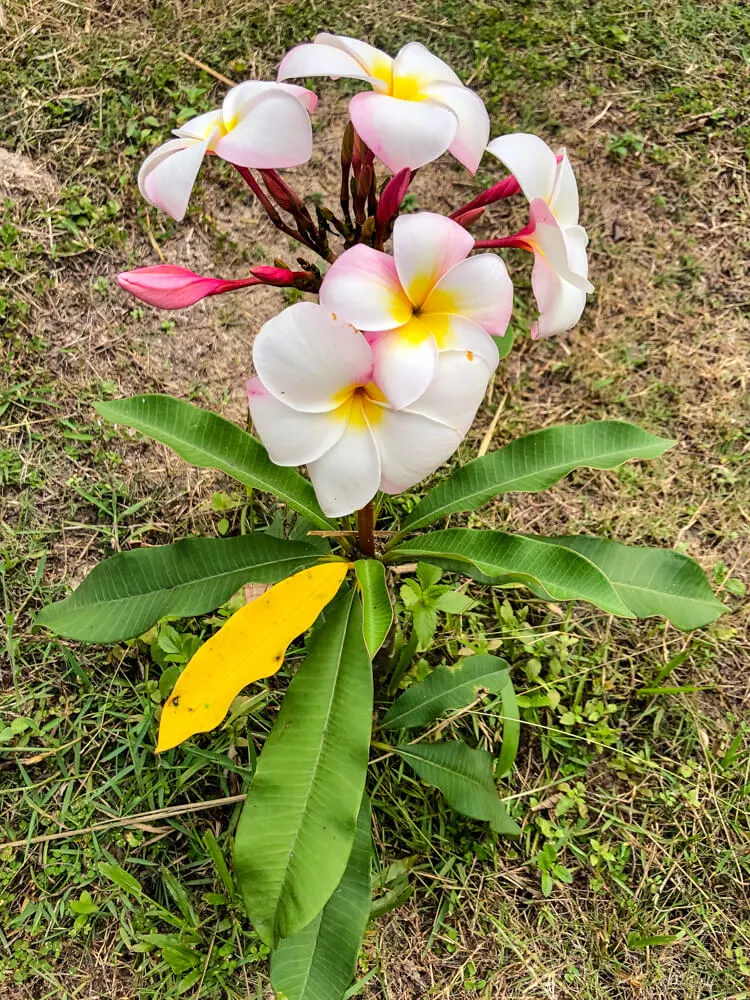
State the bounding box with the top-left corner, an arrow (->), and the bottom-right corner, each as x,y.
357,502 -> 376,557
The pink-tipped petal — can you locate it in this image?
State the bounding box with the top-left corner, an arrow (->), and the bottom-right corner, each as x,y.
372,405 -> 462,494
138,137 -> 208,221
349,91 -> 457,173
278,41 -> 388,91
222,81 -> 318,124
320,244 -> 412,332
253,302 -> 373,413
486,133 -> 558,205
307,415 -> 381,517
247,377 -> 348,465
392,212 -> 474,308
422,253 -> 514,338
406,349 -> 494,436
421,82 -> 489,174
391,41 -> 461,90
368,322 -> 439,409
527,200 -> 593,292
214,88 -> 312,168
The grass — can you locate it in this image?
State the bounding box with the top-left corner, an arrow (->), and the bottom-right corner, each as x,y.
2,0 -> 750,996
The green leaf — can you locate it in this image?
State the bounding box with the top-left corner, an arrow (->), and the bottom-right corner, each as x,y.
95,395 -> 332,528
538,536 -> 727,631
354,560 -> 393,658
496,677 -> 520,779
390,529 -> 634,618
98,862 -> 142,896
493,327 -> 515,361
413,607 -> 438,650
396,741 -> 520,838
36,534 -> 322,642
270,795 -> 372,1000
233,590 -> 372,947
382,654 -> 510,730
402,421 -> 674,531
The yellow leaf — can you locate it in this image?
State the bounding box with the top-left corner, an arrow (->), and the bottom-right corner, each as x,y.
157,562 -> 351,752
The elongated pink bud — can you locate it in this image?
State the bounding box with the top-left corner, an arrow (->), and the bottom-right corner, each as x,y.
453,206 -> 485,228
250,265 -> 311,287
117,265 -> 263,310
376,168 -> 411,226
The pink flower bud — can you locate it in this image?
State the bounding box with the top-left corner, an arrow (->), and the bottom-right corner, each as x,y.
376,168 -> 411,226
452,206 -> 485,229
117,265 -> 260,310
249,265 -> 311,287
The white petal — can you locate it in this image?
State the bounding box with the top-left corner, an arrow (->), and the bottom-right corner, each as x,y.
421,82 -> 489,173
527,200 -> 593,292
349,92 -> 457,173
406,349 -> 493,436
530,255 -> 587,338
247,377 -> 347,465
392,41 -> 461,91
253,302 -> 373,413
314,33 -> 393,90
320,244 -> 412,331
485,132 -> 558,204
138,137 -> 207,221
422,253 -> 514,337
222,81 -> 318,125
549,149 -> 579,227
370,405 -> 462,494
392,212 -> 474,308
368,322 -> 439,409
278,40 -> 389,92
213,88 -> 312,168
307,414 -> 381,517
410,314 -> 499,370
175,109 -> 224,142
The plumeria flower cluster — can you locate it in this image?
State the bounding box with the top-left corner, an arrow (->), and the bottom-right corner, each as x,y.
119,33 -> 594,518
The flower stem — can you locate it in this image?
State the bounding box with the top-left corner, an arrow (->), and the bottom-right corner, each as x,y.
357,502 -> 376,557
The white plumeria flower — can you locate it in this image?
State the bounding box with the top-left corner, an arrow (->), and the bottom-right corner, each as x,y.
247,302 -> 493,517
278,34 -> 489,173
319,212 -> 509,410
486,133 -> 594,338
138,81 -> 317,221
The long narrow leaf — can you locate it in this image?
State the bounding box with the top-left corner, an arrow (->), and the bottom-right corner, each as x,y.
496,678 -> 520,779
96,395 -> 332,528
355,560 -> 393,657
539,535 -> 727,630
390,529 -> 634,618
270,796 -> 372,1000
382,655 -> 510,730
402,421 -> 674,531
36,534 -> 322,642
396,741 -> 520,838
233,590 -> 372,947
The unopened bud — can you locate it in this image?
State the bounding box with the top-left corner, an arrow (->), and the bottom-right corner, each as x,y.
453,206 -> 486,228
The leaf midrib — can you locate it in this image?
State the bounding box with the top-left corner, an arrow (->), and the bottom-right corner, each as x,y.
406,438 -> 669,526
399,747 -> 491,795
387,670 -> 508,728
274,594 -> 355,938
46,553 -> 318,615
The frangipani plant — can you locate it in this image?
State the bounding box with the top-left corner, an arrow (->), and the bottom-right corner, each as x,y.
37,31 -> 727,1000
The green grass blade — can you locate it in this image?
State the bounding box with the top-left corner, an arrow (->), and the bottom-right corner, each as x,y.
402,421 -> 674,531
382,654 -> 510,730
539,535 -> 728,630
354,560 -> 393,658
95,394 -> 332,528
270,795 -> 372,1000
396,741 -> 520,839
233,590 -> 373,947
36,534 -> 322,642
390,529 -> 634,618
